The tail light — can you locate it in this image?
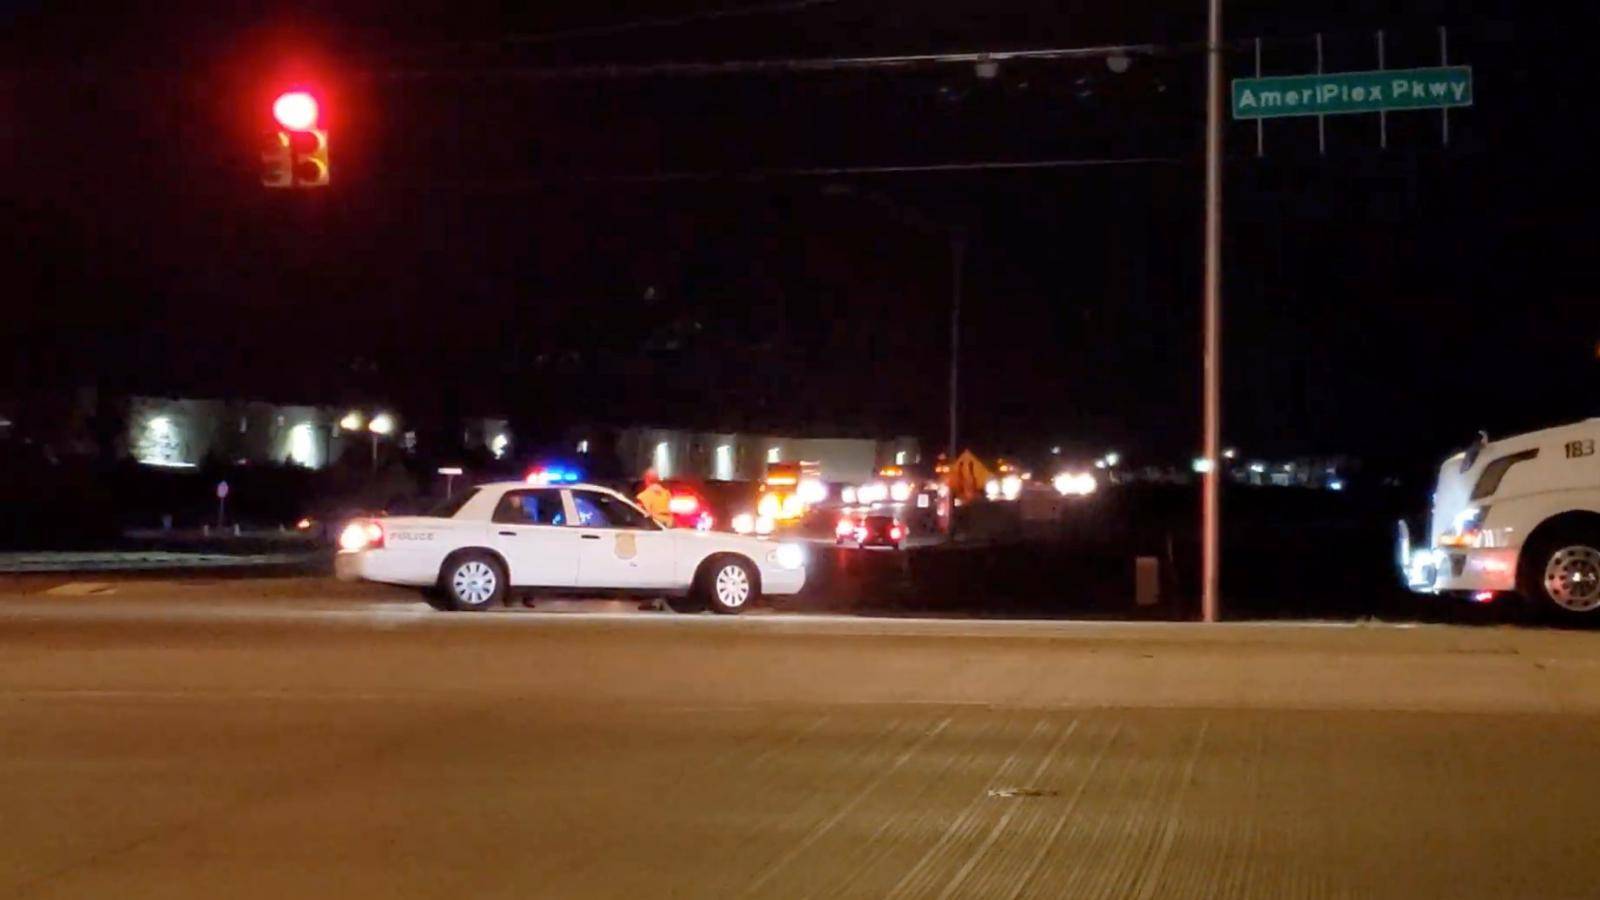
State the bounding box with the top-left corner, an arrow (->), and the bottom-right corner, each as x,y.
339,520 -> 384,551
669,494 -> 700,515
889,524 -> 904,541
836,517 -> 855,536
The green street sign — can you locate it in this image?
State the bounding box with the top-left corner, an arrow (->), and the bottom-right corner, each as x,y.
1232,66 -> 1472,120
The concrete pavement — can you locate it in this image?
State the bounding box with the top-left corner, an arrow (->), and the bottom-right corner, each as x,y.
4,581 -> 1600,897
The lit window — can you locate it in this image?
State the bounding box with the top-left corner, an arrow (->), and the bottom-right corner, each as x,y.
895,450 -> 908,466
287,423 -> 317,468
654,441 -> 671,477
715,444 -> 734,480
577,439 -> 590,454
767,446 -> 781,464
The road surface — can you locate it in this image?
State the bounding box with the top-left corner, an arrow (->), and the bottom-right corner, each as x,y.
4,578 -> 1600,898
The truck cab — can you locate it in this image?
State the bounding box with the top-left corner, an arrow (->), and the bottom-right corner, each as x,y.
1402,418 -> 1600,616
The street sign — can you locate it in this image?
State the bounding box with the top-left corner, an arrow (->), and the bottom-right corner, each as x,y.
1232,66 -> 1471,120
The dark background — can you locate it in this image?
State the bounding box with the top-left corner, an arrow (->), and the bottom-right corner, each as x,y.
3,0 -> 1596,472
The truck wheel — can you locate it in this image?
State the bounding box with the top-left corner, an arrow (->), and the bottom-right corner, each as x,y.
700,556 -> 759,615
441,552 -> 506,612
1520,529 -> 1600,619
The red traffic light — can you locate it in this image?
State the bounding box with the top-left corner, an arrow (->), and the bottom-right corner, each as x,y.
272,91 -> 319,130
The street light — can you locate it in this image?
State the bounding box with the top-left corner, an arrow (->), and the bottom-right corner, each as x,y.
367,413 -> 394,469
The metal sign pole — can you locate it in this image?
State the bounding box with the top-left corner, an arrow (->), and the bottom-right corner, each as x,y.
1315,33 -> 1326,155
1377,30 -> 1388,149
1202,0 -> 1224,623
1255,37 -> 1264,158
1439,26 -> 1451,145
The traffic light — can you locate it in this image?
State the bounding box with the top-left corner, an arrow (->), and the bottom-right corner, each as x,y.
260,90 -> 329,188
260,130 -> 293,187
287,128 -> 329,186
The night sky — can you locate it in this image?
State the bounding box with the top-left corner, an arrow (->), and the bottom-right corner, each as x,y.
4,1 -> 1597,468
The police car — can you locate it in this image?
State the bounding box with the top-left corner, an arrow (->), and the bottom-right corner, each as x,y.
335,481 -> 806,613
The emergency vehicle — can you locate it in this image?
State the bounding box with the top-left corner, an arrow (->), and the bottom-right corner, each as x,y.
1400,418 -> 1600,617
336,481 -> 806,613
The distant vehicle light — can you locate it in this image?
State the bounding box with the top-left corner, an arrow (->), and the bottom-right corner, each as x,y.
272,91 -> 319,131
296,517 -> 313,530
985,478 -> 1000,500
780,494 -> 804,519
858,482 -> 888,504
836,516 -> 856,537
773,543 -> 805,570
765,475 -> 798,487
1001,475 -> 1023,501
755,515 -> 776,535
1472,591 -> 1496,603
1328,479 -> 1345,492
732,513 -> 756,535
668,494 -> 700,515
889,524 -> 904,541
890,481 -> 912,503
798,478 -> 828,504
757,494 -> 781,518
841,486 -> 858,504
339,411 -> 364,431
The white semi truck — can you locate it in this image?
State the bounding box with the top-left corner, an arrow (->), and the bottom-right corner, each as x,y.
1401,418 -> 1600,617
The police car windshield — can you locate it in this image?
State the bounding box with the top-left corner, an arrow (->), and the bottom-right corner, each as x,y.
427,488 -> 479,519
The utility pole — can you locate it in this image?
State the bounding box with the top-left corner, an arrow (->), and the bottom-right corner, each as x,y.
948,229 -> 966,459
1201,0 -> 1224,623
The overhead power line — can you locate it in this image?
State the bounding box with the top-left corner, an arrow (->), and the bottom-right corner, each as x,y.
498,0 -> 848,46
416,156 -> 1184,191
367,40 -> 1173,82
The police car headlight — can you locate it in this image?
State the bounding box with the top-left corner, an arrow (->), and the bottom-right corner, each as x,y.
771,543 -> 805,570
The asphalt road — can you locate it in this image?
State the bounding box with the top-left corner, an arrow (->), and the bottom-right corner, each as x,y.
5,579 -> 1600,898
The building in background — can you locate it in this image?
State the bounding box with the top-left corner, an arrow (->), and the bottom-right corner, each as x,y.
570,425 -> 919,484
463,417 -> 512,461
124,397 -> 407,470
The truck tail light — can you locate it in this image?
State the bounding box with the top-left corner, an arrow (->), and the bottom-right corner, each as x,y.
340,520 -> 384,551
668,494 -> 700,515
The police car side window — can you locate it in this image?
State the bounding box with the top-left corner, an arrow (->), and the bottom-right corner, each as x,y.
492,489 -> 564,526
571,491 -> 654,530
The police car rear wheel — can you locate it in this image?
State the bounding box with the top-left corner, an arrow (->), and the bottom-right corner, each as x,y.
443,553 -> 505,611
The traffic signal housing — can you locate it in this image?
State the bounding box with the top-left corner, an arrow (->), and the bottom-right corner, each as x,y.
260,90 -> 329,188
288,128 -> 329,186
260,131 -> 293,187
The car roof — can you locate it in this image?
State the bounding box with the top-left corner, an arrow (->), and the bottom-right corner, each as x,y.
479,481 -> 622,493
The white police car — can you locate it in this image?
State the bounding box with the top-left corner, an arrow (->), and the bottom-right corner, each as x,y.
335,481 -> 806,613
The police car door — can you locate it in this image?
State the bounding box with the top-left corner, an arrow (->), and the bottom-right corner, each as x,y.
568,489 -> 678,589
